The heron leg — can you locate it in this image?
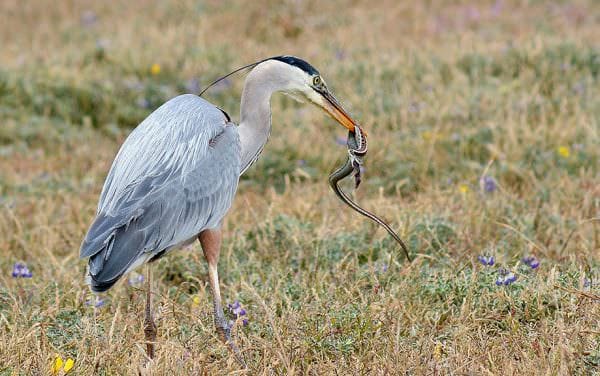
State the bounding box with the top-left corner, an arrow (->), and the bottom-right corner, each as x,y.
144,264 -> 157,360
199,229 -> 246,367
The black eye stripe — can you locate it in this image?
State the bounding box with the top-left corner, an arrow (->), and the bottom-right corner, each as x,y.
314,85 -> 327,95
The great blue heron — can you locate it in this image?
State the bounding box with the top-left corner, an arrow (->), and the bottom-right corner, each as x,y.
80,56 -> 359,363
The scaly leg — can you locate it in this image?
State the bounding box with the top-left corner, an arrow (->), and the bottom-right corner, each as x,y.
144,264 -> 157,360
198,229 -> 246,367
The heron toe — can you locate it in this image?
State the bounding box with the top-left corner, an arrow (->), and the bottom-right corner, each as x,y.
215,319 -> 231,341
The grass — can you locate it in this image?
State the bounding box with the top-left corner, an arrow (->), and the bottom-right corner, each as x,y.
0,0 -> 599,374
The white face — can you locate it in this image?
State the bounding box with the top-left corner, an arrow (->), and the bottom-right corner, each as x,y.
302,76 -> 327,106
276,64 -> 323,105
261,59 -> 356,132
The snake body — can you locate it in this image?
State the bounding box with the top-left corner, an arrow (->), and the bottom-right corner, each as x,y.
329,126 -> 412,262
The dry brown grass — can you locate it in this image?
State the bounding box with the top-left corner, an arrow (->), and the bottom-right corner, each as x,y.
0,0 -> 598,374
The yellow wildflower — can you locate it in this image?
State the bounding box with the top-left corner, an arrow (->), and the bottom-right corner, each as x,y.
433,342 -> 443,360
150,63 -> 161,75
51,355 -> 74,374
557,146 -> 570,158
52,356 -> 63,375
421,130 -> 446,142
192,295 -> 201,306
458,184 -> 470,194
64,358 -> 74,373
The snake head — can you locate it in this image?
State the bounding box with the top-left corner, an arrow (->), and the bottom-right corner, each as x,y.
346,125 -> 366,190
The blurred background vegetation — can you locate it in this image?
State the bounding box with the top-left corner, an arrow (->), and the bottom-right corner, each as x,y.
0,0 -> 598,374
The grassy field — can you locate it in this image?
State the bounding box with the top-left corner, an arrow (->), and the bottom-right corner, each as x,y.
1,0 -> 599,374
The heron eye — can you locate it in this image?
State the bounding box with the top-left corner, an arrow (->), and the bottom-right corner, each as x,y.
313,76 -> 322,86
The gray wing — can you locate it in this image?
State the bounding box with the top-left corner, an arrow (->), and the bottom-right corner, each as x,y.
80,94 -> 241,291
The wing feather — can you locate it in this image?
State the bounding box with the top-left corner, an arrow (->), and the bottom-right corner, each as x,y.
80,94 -> 241,291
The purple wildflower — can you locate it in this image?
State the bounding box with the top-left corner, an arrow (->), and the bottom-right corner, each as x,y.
128,273 -> 144,286
11,262 -> 32,278
572,143 -> 584,151
503,272 -> 517,285
491,0 -> 503,16
465,6 -> 480,21
136,97 -> 150,109
583,278 -> 592,288
228,301 -> 244,316
408,102 -> 421,113
573,82 -> 585,96
124,79 -> 144,92
96,38 -> 110,50
477,255 -> 495,266
495,268 -> 517,286
227,300 -> 248,326
185,78 -> 201,94
522,256 -> 540,269
85,296 -> 105,308
80,10 -> 97,27
479,175 -> 497,193
209,78 -> 232,94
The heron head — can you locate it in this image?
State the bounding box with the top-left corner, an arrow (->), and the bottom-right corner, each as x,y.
270,56 -> 358,133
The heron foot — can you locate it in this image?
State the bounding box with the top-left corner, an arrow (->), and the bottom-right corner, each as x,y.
216,323 -> 247,368
144,310 -> 157,359
215,322 -> 232,342
137,359 -> 154,376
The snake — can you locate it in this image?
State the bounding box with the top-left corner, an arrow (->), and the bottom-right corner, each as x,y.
329,126 -> 412,262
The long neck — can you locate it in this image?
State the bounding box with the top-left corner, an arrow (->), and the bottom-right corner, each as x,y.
238,61 -> 292,174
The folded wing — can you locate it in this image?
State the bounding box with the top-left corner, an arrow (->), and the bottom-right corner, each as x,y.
80,95 -> 240,292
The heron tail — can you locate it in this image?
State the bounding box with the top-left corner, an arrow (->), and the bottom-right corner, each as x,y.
82,214 -> 156,292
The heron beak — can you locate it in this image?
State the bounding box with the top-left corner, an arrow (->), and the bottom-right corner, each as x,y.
319,90 -> 357,133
